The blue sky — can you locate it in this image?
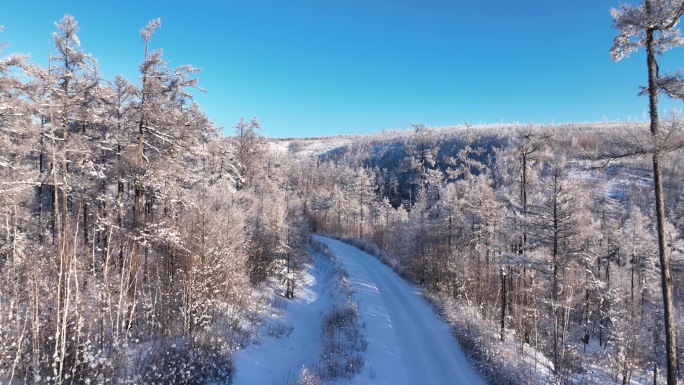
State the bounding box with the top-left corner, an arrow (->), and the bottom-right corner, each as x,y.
3,1 -> 684,137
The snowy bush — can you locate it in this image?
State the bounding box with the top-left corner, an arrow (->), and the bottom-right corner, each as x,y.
319,301 -> 367,379
309,237 -> 368,381
137,337 -> 233,385
266,319 -> 294,338
296,366 -> 324,385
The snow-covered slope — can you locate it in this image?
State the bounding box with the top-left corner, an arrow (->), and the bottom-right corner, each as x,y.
268,136 -> 357,157
314,235 -> 486,385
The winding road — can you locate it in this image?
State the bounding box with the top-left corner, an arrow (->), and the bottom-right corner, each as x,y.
314,235 -> 486,385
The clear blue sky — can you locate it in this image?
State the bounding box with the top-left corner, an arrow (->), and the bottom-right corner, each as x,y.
3,1 -> 684,137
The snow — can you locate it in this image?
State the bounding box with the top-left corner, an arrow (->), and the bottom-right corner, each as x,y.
232,261 -> 330,385
315,235 -> 487,385
267,136 -> 356,157
233,236 -> 486,384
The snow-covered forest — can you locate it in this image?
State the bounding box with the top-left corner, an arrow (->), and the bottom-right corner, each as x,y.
0,16 -> 310,383
2,5 -> 684,385
295,121 -> 684,384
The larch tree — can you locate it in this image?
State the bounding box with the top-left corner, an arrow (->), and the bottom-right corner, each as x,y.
502,125 -> 552,257
46,15 -> 103,381
610,1 -> 684,382
407,123 -> 437,204
129,17 -> 211,302
0,29 -> 37,383
527,158 -> 591,379
349,167 -> 376,238
233,116 -> 263,189
49,14 -> 100,242
0,26 -> 30,263
493,126 -> 550,347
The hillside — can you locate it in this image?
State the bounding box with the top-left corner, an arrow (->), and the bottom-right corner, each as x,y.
280,121 -> 684,384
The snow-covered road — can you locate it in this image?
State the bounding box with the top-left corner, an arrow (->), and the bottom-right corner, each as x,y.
314,235 -> 486,385
232,236 -> 486,384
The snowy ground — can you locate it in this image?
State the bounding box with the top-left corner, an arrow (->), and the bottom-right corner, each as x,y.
231,258 -> 331,385
233,236 -> 486,384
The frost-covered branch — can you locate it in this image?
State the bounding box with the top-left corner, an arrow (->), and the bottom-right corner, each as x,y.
610,0 -> 684,61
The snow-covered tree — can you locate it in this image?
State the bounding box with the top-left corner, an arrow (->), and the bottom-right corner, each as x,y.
233,116 -> 263,189
610,2 -> 683,382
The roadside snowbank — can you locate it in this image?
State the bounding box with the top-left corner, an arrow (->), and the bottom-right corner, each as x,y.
231,260 -> 329,385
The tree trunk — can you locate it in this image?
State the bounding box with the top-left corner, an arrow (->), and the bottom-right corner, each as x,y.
83,200 -> 88,248
653,151 -> 679,383
500,268 -> 506,341
521,152 -> 528,255
645,14 -> 679,384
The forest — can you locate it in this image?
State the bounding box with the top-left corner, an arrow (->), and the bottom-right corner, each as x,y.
0,16 -> 310,384
1,5 -> 684,385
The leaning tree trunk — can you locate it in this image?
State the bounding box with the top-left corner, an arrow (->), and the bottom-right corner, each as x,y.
646,20 -> 679,385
